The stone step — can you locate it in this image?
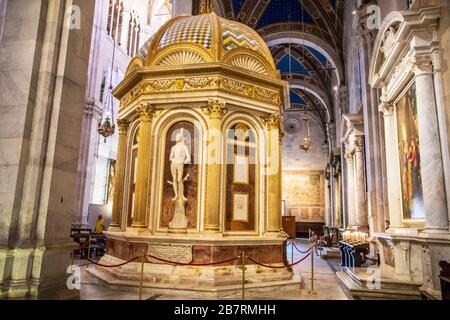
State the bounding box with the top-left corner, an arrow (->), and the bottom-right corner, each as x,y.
343,267 -> 423,291
336,271 -> 422,300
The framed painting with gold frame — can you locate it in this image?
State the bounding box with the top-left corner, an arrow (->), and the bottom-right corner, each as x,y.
394,81 -> 424,221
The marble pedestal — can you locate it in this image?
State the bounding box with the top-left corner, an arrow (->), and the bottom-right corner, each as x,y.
88,232 -> 294,296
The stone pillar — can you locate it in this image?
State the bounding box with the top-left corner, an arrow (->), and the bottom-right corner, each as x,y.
265,114 -> 282,234
0,0 -> 95,299
379,102 -> 403,229
110,119 -> 129,230
334,169 -> 342,227
354,137 -> 368,227
74,99 -> 101,226
202,100 -> 226,233
132,104 -> 154,229
414,59 -> 449,232
345,153 -> 357,227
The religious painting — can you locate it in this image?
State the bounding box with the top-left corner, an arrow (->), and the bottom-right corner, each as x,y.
396,82 -> 424,219
161,121 -> 199,229
281,171 -> 325,222
300,208 -> 309,221
310,208 -> 323,221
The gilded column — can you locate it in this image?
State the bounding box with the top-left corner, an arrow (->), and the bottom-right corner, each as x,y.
265,113 -> 282,234
202,100 -> 227,232
110,119 -> 129,230
345,150 -> 357,227
132,104 -> 155,229
414,59 -> 449,232
379,102 -> 402,229
354,136 -> 368,227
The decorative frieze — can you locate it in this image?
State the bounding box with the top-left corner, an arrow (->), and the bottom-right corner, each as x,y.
120,76 -> 282,109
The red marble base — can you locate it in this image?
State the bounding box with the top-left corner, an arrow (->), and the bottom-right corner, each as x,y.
106,238 -> 288,266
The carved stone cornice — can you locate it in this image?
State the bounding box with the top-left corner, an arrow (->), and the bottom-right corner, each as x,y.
138,103 -> 155,122
202,99 -> 227,119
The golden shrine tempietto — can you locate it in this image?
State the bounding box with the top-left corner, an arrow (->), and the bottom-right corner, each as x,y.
90,7 -> 294,295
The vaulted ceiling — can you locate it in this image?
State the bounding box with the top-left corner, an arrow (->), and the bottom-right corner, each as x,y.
215,0 -> 346,134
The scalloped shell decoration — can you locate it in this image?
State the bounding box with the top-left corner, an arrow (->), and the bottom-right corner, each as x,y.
227,56 -> 269,76
156,50 -> 206,66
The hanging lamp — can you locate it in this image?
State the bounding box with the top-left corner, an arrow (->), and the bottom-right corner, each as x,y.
98,36 -> 117,142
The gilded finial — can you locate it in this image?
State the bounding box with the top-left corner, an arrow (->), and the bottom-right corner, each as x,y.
199,0 -> 214,14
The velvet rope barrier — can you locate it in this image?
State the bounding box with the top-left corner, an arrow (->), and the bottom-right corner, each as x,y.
146,253 -> 238,266
247,252 -> 311,269
81,254 -> 139,268
292,243 -> 312,254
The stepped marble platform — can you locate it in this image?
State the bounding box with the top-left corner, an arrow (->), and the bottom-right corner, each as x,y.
87,266 -> 304,299
336,267 -> 422,300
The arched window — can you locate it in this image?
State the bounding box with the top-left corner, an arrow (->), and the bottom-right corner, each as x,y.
126,13 -> 141,57
107,0 -> 123,43
107,0 -> 114,35
116,2 -> 124,44
127,14 -> 133,55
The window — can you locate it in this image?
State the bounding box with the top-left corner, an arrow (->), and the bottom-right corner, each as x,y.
107,0 -> 123,43
127,13 -> 141,57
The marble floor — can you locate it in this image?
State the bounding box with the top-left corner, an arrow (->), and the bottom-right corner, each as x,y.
78,239 -> 351,300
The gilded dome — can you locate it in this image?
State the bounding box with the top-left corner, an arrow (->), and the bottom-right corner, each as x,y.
140,13 -> 278,78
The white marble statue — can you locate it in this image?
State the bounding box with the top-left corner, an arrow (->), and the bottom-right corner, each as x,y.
168,128 -> 191,229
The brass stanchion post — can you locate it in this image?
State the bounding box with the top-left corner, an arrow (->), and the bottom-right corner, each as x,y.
139,251 -> 145,300
239,251 -> 247,300
308,242 -> 317,295
87,235 -> 91,260
291,242 -> 294,264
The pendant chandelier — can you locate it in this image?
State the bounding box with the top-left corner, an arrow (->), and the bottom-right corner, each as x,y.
294,1 -> 313,153
98,38 -> 117,142
300,118 -> 312,152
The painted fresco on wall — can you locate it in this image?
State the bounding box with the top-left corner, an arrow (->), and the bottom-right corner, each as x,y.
282,171 -> 325,222
396,82 -> 424,219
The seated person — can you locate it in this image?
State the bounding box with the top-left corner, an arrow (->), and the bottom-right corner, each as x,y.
95,215 -> 106,234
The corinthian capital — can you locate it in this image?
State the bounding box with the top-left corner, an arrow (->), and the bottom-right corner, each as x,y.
378,100 -> 393,116
202,99 -> 227,119
413,56 -> 433,76
354,136 -> 364,152
138,103 -> 155,122
117,119 -> 129,134
262,113 -> 282,130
